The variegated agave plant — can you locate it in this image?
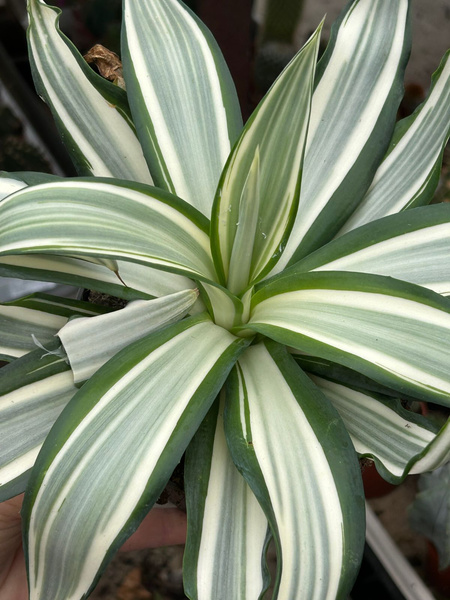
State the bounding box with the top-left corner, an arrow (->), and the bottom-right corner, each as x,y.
0,0 -> 450,598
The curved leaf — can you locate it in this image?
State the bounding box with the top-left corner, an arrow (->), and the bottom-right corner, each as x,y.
339,50 -> 450,233
0,255 -> 197,302
0,343 -> 75,501
0,179 -> 217,282
308,375 -> 444,481
0,292 -> 110,360
7,292 -> 113,318
122,0 -> 242,215
280,204 -> 450,295
59,289 -> 199,383
184,395 -> 269,600
272,0 -> 412,272
27,0 -> 153,183
22,314 -> 249,600
0,304 -> 67,360
225,341 -> 365,600
293,353 -> 411,400
0,175 -> 27,201
210,25 -> 321,290
248,272 -> 450,406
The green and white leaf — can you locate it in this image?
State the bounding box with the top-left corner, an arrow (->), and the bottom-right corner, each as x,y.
27,0 -> 153,183
283,204 -> 450,296
22,314 -> 249,600
122,0 -> 242,215
1,170 -> 62,187
59,289 -> 198,383
0,254 -> 197,302
198,282 -> 247,331
0,343 -> 75,502
225,342 -> 365,600
410,419 -> 450,475
211,25 -> 321,290
0,303 -> 67,360
272,0 -> 411,272
8,292 -> 112,318
308,375 -> 443,481
339,50 -> 450,233
184,394 -> 269,600
248,272 -> 450,406
292,353 -> 409,400
0,179 -> 217,282
1,290 -> 114,361
224,148 -> 262,295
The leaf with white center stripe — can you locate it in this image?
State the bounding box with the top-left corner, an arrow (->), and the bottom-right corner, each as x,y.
225,341 -> 365,600
22,314 -> 249,600
184,394 -> 269,600
271,0 -> 412,274
247,272 -> 450,406
27,0 -> 153,183
278,204 -> 450,296
293,353 -> 410,400
59,289 -> 198,383
0,254 -> 198,302
308,375 -> 447,482
0,179 -> 218,282
410,420 -> 450,476
0,293 -> 113,360
8,292 -> 113,318
210,25 -> 321,291
122,0 -> 242,215
197,282 -> 246,331
0,171 -> 63,203
0,342 -> 75,501
0,176 -> 27,201
0,304 -> 67,360
339,50 -> 450,233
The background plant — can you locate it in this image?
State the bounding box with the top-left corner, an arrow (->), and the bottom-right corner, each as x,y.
0,1 -> 450,599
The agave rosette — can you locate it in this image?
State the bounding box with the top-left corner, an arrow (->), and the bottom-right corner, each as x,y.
0,0 -> 450,598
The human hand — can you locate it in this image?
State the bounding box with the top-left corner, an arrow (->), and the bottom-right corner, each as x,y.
0,495 -> 187,600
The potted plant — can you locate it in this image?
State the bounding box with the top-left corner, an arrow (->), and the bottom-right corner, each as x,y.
0,1 -> 450,599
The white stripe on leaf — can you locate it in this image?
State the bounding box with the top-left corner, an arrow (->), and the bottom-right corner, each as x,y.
0,371 -> 76,495
249,282 -> 450,403
58,289 -> 199,383
212,25 -> 320,287
26,319 -> 243,600
0,254 -> 196,301
123,0 -> 241,215
0,304 -> 68,358
310,376 -> 436,478
193,399 -> 267,600
0,180 -> 216,281
339,51 -> 450,232
236,345 -> 348,600
28,0 -> 153,183
272,0 -> 410,272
